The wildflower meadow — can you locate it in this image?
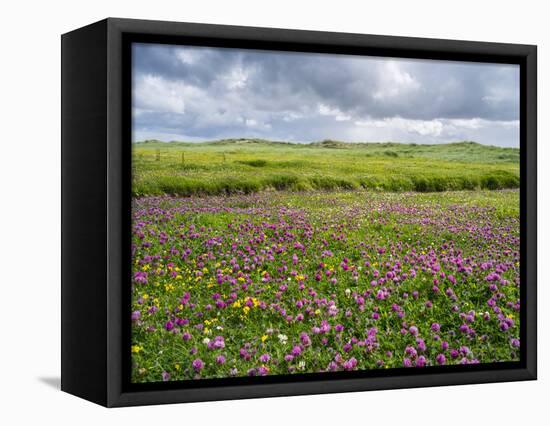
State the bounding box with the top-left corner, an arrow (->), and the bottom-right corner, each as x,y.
130,140 -> 520,383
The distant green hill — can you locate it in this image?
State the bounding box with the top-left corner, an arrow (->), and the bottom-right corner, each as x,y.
135,139 -> 519,164
132,139 -> 519,196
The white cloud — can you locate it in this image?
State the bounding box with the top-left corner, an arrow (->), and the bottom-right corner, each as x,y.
444,118 -> 519,130
373,61 -> 421,100
282,112 -> 303,122
244,118 -> 271,130
318,103 -> 351,121
223,67 -> 248,90
354,117 -> 519,138
350,117 -> 519,145
355,117 -> 443,137
176,50 -> 201,65
444,118 -> 484,130
133,74 -> 187,114
133,130 -> 205,142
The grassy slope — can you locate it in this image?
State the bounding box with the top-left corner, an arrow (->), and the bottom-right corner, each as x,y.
132,139 -> 519,196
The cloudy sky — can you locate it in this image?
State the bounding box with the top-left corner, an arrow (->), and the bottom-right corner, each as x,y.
132,43 -> 520,147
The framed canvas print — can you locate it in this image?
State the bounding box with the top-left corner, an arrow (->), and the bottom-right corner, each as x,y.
61,18 -> 537,407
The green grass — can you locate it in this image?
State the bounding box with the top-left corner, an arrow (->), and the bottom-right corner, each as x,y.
132,139 -> 519,196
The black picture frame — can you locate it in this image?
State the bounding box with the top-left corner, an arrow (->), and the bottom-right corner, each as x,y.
61,17 -> 537,407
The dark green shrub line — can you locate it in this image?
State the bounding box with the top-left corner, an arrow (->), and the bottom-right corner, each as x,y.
236,159 -> 268,167
132,172 -> 519,197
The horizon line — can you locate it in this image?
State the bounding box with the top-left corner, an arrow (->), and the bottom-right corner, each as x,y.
132,138 -> 519,149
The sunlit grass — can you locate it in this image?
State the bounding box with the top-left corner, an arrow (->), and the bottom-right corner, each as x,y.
132,139 -> 519,196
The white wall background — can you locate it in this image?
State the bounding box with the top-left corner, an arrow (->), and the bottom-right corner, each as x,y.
0,0 -> 546,424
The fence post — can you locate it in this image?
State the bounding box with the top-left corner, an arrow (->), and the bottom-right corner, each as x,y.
181,152 -> 185,165
155,148 -> 160,161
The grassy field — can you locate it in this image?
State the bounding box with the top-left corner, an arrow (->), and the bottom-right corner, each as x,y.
132,139 -> 519,196
130,139 -> 520,382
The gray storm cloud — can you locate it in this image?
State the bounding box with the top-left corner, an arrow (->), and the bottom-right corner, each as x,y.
132,43 -> 520,147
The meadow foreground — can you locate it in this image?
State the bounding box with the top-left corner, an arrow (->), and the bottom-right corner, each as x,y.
131,189 -> 520,382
